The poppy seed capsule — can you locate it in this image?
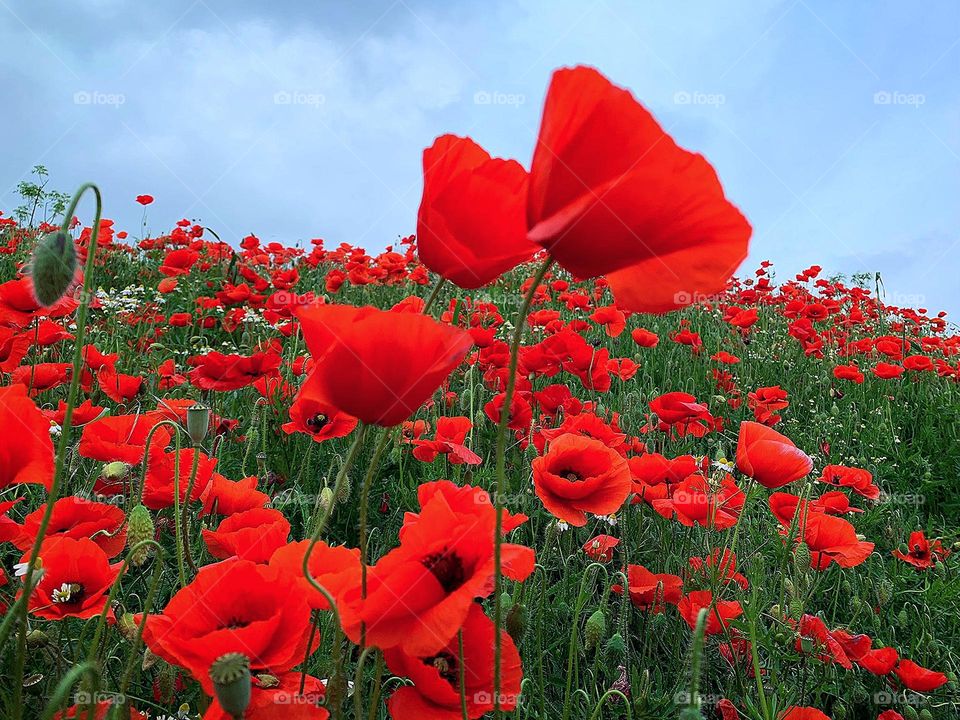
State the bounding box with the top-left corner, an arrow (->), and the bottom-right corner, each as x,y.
186,404 -> 210,446
210,652 -> 251,720
30,230 -> 77,307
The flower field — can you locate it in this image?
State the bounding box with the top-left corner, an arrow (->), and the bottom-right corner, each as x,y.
0,66 -> 958,720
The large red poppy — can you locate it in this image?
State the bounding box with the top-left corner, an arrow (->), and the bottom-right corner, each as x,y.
531,433 -> 631,526
338,482 -> 533,656
202,507 -> 290,563
417,134 -> 538,289
22,537 -> 122,620
526,65 -> 751,312
16,497 -> 127,557
293,303 -> 473,427
0,384 -> 55,490
384,603 -> 523,720
202,673 -> 329,719
612,563 -> 683,612
735,421 -> 812,489
268,539 -> 361,611
141,558 -> 314,694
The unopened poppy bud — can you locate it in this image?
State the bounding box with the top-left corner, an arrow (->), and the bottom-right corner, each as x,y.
919,709 -> 933,720
318,487 -> 334,514
584,609 -> 606,650
30,230 -> 77,306
186,404 -> 210,446
769,604 -> 782,618
605,632 -> 626,659
679,708 -> 703,720
126,504 -> 155,567
157,661 -> 176,703
142,647 -> 160,671
651,612 -> 667,632
783,578 -> 795,599
117,613 -> 138,641
26,629 -> 49,646
793,542 -> 811,570
505,601 -> 527,643
897,609 -> 909,627
210,652 -> 251,720
102,461 -> 132,481
336,475 -> 352,503
903,707 -> 919,720
789,600 -> 804,618
877,579 -> 894,606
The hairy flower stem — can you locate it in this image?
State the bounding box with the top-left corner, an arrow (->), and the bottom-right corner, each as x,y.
359,430 -> 394,641
422,276 -> 448,315
10,184 -> 102,720
492,257 -> 554,719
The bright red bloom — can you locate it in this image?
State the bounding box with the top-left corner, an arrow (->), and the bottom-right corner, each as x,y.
873,362 -> 905,379
141,558 -> 314,694
142,445 -> 216,510
627,452 -> 701,503
653,473 -> 745,530
590,305 -> 626,337
16,497 -> 126,557
735,421 -> 812,489
687,549 -> 748,589
55,701 -> 147,719
833,363 -> 865,384
202,673 -> 328,719
79,412 -> 168,464
188,350 -> 281,391
384,603 -> 522,720
294,303 -> 473,427
202,507 -> 290,563
417,134 -> 537,289
893,530 -> 949,569
648,391 -> 720,438
893,658 -> 948,692
532,433 -> 631,526
135,194 -> 154,205
268,540 -> 361,611
631,327 -> 659,348
582,534 -> 619,562
22,537 -> 122,620
0,384 -> 55,490
612,563 -> 683,612
338,482 -> 533,656
411,415 -> 481,465
819,464 -> 880,500
96,367 -> 144,403
793,512 -> 874,570
282,381 -> 358,442
677,590 -> 743,635
778,708 -> 830,720
747,385 -> 789,426
526,65 -> 751,311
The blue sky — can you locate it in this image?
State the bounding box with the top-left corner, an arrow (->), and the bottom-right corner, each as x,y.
2,0 -> 958,316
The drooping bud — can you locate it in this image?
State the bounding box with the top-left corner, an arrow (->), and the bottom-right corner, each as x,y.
126,505 -> 155,567
117,613 -> 139,641
584,608 -> 607,650
505,601 -> 527,643
318,487 -> 335,515
186,404 -> 210,446
30,231 -> 77,307
210,652 -> 251,720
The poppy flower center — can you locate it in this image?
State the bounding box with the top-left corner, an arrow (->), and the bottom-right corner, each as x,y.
561,469 -> 583,482
306,413 -> 329,432
217,617 -> 253,631
422,551 -> 467,592
51,582 -> 85,605
425,651 -> 459,684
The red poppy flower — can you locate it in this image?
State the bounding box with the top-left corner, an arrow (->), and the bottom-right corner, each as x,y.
78,412 -> 168,464
22,537 -> 122,620
819,465 -> 880,500
140,558 -> 314,695
893,530 -> 949,569
0,326 -> 31,372
293,303 -> 473,427
590,305 -> 626,337
653,473 -> 745,530
612,563 -> 683,612
96,367 -> 144,403
0,384 -> 55,490
532,433 -> 631,526
43,398 -> 104,426
582,534 -> 619,562
202,507 -> 290,563
677,590 -> 743,635
200,474 -> 269,517
54,701 -> 147,720
627,452 -> 701,504
648,392 -> 719,438
877,712 -> 904,720
411,415 -> 481,465
872,362 -> 905,379
747,385 -> 789,426
188,350 -> 282,391
778,708 -> 830,720
268,539 -> 361,611
735,421 -> 812,489
135,194 -> 154,205
631,328 -> 659,348
793,512 -> 874,570
384,603 -> 522,719
417,134 -> 537,289
893,658 -> 948,692
282,381 -> 358,442
16,497 -> 126,557
338,482 -> 533,656
142,445 -> 217,510
687,549 -> 748,589
833,363 -> 864,384
527,66 -> 750,311
10,362 -> 73,395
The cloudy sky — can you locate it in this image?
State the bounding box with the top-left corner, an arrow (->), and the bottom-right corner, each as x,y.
2,0 -> 958,316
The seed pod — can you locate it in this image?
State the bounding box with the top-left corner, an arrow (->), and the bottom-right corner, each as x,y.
30,231 -> 77,306
505,602 -> 527,643
126,505 -> 155,567
186,404 -> 210,446
210,652 -> 251,720
584,609 -> 607,650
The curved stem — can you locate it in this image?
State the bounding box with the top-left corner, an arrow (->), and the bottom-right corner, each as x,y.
492,257 -> 553,719
422,277 -> 448,315
10,184 -> 102,719
39,662 -> 100,720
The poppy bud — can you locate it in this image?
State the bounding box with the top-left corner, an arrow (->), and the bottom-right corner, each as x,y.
126,504 -> 155,567
605,632 -> 626,660
186,404 -> 210,446
679,709 -> 703,720
919,710 -> 933,720
833,705 -> 846,720
877,579 -> 894,606
903,707 -> 919,720
157,662 -> 176,703
336,475 -> 352,503
319,487 -> 334,514
789,600 -> 804,618
101,461 -> 132,482
584,609 -> 606,650
783,578 -> 795,599
26,629 -> 49,647
897,609 -> 909,627
793,542 -> 811,570
210,652 -> 251,720
30,230 -> 77,306
651,612 -> 667,632
117,613 -> 138,641
142,647 -> 160,671
505,601 -> 527,643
